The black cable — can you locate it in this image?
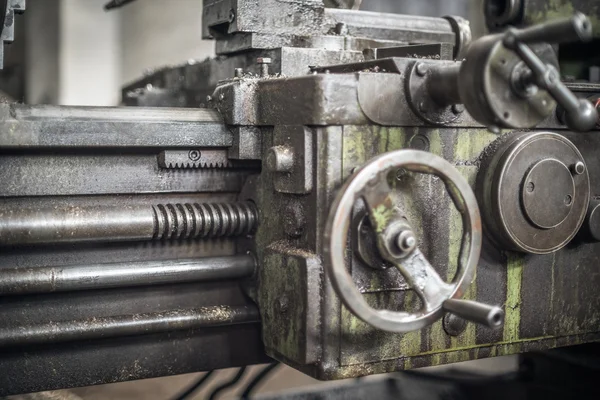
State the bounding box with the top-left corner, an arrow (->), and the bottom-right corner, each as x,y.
171,370 -> 215,400
208,366 -> 247,400
240,363 -> 280,399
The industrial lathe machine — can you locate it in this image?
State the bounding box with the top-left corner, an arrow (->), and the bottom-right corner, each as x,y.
1,0 -> 599,397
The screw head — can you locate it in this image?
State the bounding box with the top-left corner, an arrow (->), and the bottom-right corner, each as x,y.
256,57 -> 272,65
188,150 -> 201,161
416,63 -> 428,77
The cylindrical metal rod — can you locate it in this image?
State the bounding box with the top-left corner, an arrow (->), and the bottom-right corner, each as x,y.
443,299 -> 504,329
0,255 -> 256,295
0,305 -> 260,347
426,64 -> 462,107
0,202 -> 258,246
509,12 -> 592,45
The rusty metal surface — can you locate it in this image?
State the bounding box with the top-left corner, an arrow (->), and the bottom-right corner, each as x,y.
3,1 -> 600,395
255,119 -> 600,379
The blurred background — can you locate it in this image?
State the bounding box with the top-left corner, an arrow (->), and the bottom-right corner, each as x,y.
2,0 -> 487,106
3,1 -> 513,399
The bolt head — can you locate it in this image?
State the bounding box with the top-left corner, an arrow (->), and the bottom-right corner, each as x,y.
396,230 -> 417,253
443,313 -> 467,336
416,63 -> 428,77
572,161 -> 585,175
257,57 -> 272,65
452,104 -> 465,114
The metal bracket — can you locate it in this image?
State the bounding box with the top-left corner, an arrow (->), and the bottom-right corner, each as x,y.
268,125 -> 313,194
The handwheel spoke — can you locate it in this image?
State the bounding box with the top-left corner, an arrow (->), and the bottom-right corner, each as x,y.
389,249 -> 452,311
359,174 -> 399,235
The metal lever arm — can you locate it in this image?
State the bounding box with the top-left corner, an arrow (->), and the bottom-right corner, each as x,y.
506,11 -> 592,44
502,14 -> 598,132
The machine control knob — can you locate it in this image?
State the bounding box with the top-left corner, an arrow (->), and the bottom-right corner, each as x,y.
413,13 -> 598,131
500,12 -> 598,132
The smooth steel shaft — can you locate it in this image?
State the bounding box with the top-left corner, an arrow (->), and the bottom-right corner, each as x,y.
0,202 -> 258,246
427,64 -> 462,107
443,299 -> 504,329
0,255 -> 256,295
0,305 -> 260,347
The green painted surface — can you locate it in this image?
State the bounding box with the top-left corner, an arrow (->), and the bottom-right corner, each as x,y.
371,204 -> 396,234
339,126 -> 505,367
332,125 -> 598,374
504,253 -> 524,342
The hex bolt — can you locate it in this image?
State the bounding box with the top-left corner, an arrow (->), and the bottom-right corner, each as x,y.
572,161 -> 585,175
257,57 -> 272,78
234,68 -> 243,78
395,230 -> 417,254
266,146 -> 294,173
416,62 -> 428,77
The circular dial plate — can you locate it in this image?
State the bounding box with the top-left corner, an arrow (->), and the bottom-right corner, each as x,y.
479,132 -> 590,254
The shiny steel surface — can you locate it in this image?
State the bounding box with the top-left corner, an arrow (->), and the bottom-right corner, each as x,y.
0,202 -> 258,245
0,255 -> 256,295
0,305 -> 260,347
443,299 -> 504,329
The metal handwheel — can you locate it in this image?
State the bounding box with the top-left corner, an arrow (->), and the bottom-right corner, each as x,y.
324,150 -> 503,333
